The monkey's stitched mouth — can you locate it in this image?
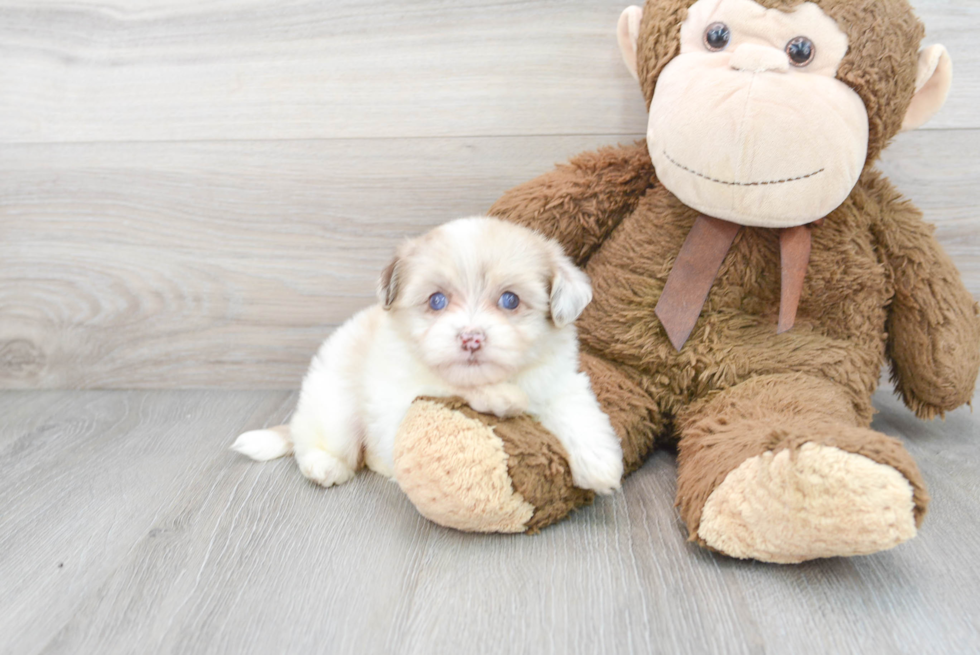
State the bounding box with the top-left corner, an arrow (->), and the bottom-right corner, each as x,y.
663,150 -> 824,187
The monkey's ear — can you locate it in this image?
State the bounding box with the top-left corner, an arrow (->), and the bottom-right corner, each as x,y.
617,6 -> 644,81
377,258 -> 401,309
901,45 -> 953,132
549,253 -> 593,328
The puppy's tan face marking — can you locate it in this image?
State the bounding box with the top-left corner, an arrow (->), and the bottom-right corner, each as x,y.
379,218 -> 591,388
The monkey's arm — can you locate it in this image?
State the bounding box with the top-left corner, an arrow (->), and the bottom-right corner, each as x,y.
870,174 -> 980,419
489,141 -> 655,265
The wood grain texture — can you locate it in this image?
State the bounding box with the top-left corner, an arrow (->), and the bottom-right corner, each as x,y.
0,0 -> 645,143
0,0 -> 974,145
2,129 -> 977,389
0,387 -> 977,654
0,134 -> 626,388
0,389 -> 296,655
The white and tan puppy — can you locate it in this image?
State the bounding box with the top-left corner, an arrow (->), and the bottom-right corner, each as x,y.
232,216 -> 624,494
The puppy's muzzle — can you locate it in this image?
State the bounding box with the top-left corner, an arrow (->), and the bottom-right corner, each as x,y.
458,329 -> 485,353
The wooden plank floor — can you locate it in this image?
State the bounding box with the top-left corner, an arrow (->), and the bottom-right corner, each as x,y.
1,387 -> 978,655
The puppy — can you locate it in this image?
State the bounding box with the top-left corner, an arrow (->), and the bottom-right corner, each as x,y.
232,216 -> 624,494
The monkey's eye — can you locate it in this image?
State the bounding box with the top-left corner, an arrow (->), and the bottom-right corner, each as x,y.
703,23 -> 731,51
786,36 -> 815,67
498,292 -> 520,311
428,292 -> 448,311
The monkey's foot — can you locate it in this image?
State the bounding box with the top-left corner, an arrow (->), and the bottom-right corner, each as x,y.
696,443 -> 918,563
393,397 -> 593,533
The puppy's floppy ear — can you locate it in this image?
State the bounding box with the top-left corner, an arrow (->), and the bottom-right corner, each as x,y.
379,236 -> 422,309
377,258 -> 401,309
549,248 -> 593,328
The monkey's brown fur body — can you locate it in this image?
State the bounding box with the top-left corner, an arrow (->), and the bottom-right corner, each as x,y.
393,0 -> 979,561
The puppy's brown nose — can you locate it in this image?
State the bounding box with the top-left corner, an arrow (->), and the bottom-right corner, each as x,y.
459,330 -> 485,353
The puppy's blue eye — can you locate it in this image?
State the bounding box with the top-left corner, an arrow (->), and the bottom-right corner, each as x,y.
428,292 -> 448,311
498,292 -> 520,310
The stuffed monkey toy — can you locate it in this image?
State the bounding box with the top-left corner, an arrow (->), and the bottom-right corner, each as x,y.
392,0 -> 980,563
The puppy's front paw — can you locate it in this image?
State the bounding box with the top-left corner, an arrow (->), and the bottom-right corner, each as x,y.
295,449 -> 356,487
463,384 -> 528,418
567,437 -> 624,495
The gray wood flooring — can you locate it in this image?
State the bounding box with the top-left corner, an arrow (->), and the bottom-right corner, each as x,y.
2,387 -> 978,655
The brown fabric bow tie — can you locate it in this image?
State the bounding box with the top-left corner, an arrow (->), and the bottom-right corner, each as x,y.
654,214 -> 814,351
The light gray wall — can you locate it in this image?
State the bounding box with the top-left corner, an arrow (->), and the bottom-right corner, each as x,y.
1,0 -> 976,389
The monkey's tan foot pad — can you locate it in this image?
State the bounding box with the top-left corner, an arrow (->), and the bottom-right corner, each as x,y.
393,397 -> 593,533
697,443 -> 918,563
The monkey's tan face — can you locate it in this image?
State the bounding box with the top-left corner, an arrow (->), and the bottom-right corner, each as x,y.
646,0 -> 869,228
